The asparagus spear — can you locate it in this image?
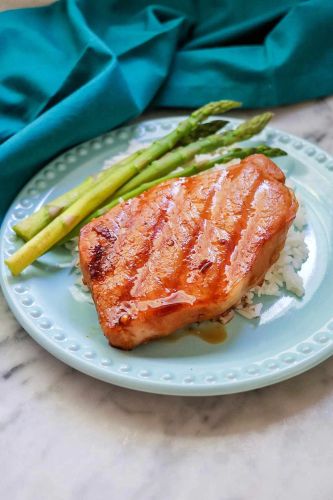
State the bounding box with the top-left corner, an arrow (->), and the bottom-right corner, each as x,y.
63,145 -> 286,241
111,112 -> 273,199
13,102 -> 238,242
13,149 -> 144,241
179,119 -> 227,145
6,100 -> 240,275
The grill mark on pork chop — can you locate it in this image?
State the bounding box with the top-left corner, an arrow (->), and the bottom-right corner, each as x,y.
93,225 -> 117,242
154,175 -> 214,295
118,182 -> 184,304
172,170 -> 228,297
213,174 -> 265,292
224,180 -> 295,289
186,177 -> 223,258
197,164 -> 264,296
89,195 -> 146,285
139,178 -> 217,316
177,167 -> 245,295
102,179 -> 186,326
89,243 -> 106,280
129,178 -> 190,298
173,163 -> 275,300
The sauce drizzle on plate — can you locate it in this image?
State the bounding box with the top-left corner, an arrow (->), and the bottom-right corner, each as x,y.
163,321 -> 227,344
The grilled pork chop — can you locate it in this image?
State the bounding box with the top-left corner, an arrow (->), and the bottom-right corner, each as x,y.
79,154 -> 298,349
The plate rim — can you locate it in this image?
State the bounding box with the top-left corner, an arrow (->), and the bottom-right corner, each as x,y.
1,116 -> 333,396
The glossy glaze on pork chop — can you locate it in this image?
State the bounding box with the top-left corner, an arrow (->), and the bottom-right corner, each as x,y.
79,154 -> 298,349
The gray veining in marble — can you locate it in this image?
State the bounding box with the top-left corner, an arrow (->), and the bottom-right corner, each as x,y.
1,97 -> 333,500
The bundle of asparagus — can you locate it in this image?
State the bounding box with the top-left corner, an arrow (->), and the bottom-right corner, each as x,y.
6,100 -> 283,276
13,119 -> 229,242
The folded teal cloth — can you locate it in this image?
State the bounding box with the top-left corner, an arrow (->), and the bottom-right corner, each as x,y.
1,0 -> 332,215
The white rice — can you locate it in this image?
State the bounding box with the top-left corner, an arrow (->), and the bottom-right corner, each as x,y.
67,146 -> 309,320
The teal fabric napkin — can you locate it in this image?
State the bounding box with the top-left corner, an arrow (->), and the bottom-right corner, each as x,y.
1,0 -> 333,216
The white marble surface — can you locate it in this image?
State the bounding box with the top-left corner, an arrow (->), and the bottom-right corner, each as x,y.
1,97 -> 333,500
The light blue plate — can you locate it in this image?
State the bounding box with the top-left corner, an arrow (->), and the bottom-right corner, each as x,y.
1,117 -> 333,396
